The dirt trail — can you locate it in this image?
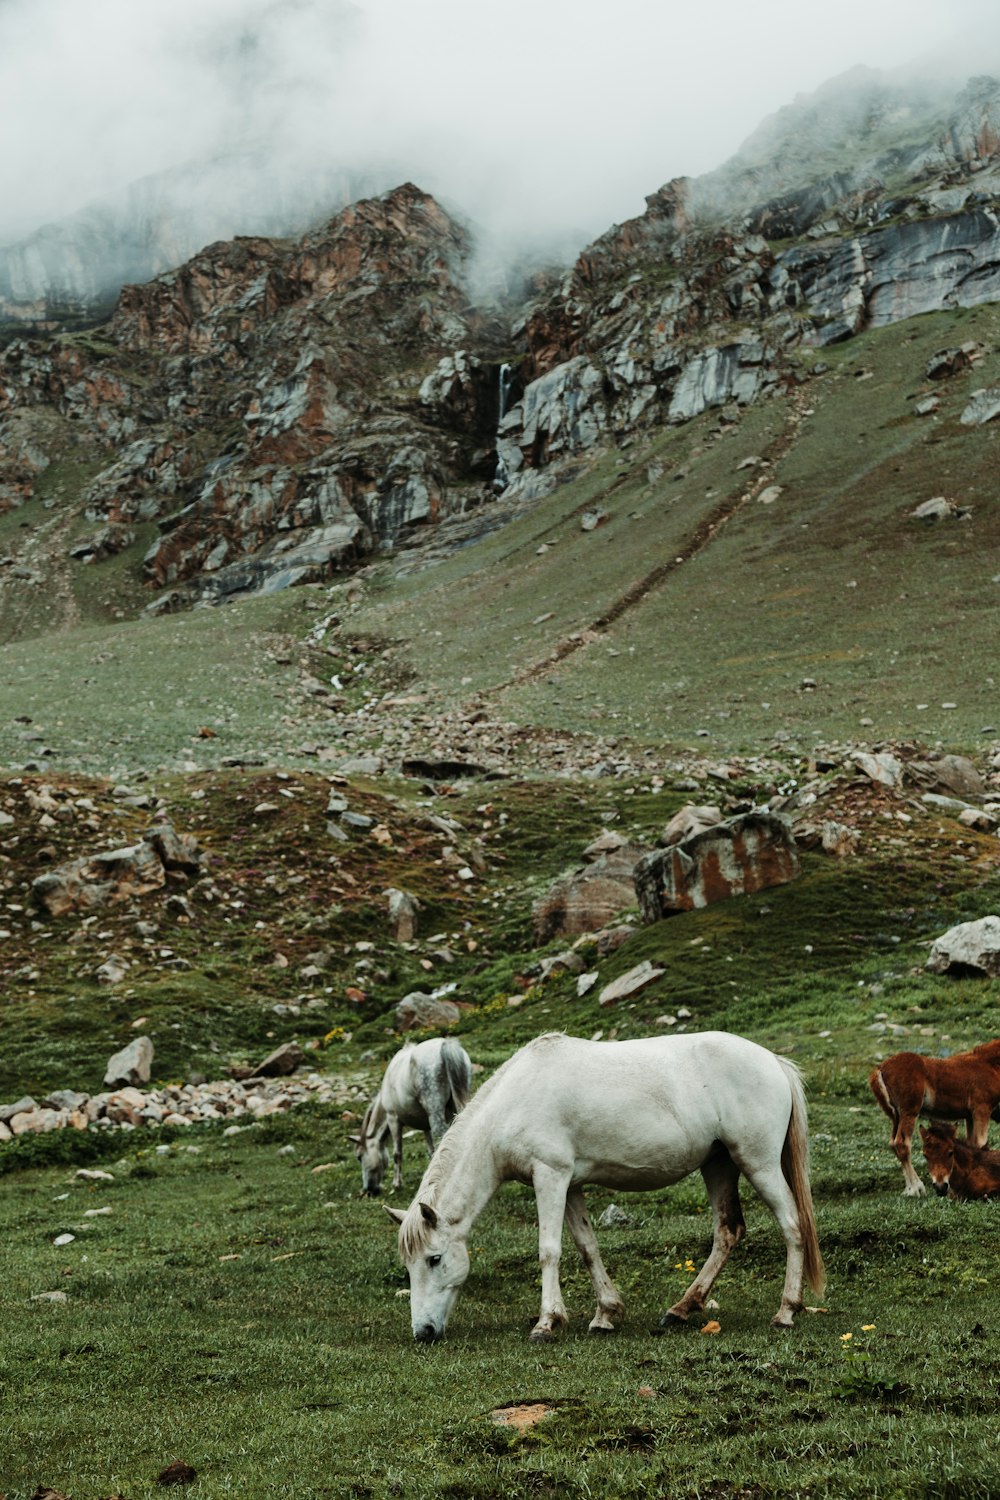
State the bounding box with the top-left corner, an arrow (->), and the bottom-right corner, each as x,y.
499,386 -> 813,690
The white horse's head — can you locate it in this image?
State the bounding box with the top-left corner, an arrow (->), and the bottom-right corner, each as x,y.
386,1200 -> 470,1342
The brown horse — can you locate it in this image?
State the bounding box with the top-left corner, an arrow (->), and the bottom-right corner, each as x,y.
869,1040 -> 1000,1195
920,1121 -> 1000,1200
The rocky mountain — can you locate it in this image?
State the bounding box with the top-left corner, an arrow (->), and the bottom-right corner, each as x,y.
0,151 -> 380,338
4,66 -> 1000,632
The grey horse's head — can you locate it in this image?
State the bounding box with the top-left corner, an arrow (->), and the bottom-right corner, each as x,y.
351,1105 -> 387,1197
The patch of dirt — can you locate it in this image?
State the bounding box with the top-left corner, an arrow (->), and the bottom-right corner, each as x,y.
490,1402 -> 555,1431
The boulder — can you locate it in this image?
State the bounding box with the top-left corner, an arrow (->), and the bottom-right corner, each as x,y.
633,812 -> 800,922
910,755 -> 986,800
394,992 -> 462,1032
250,1042 -> 306,1078
32,840 -> 166,916
926,916 -> 1000,977
104,1036 -> 154,1088
532,840 -> 650,944
852,751 -> 905,789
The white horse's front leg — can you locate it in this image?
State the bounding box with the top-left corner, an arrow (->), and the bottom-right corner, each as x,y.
563,1188 -> 625,1334
530,1163 -> 571,1342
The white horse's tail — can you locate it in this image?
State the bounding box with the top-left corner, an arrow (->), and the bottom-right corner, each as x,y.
778,1058 -> 826,1296
441,1039 -> 473,1114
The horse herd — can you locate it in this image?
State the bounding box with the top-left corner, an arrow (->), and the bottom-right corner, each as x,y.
353,1032 -> 1000,1343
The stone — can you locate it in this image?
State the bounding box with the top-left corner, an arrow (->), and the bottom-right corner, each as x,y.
31,839 -> 166,916
598,960 -> 665,1006
926,916 -> 1000,977
912,497 -> 960,523
104,1035 -> 154,1088
961,388 -> 1000,426
0,1095 -> 38,1123
96,954 -> 130,985
386,888 -> 420,941
633,812 -> 800,922
394,992 -> 462,1032
42,1089 -> 90,1112
910,754 -> 986,800
250,1042 -> 306,1078
660,805 -> 723,847
597,1203 -> 634,1228
852,751 -> 905,789
532,840 -> 650,944
820,821 -> 859,858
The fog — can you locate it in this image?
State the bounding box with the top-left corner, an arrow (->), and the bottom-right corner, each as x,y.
2,0 -> 999,260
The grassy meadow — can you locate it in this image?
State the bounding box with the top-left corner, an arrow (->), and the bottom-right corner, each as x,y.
2,750 -> 1000,1498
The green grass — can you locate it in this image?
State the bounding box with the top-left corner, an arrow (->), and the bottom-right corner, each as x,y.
2,750 -> 1000,1495
5,1092 -> 1000,1499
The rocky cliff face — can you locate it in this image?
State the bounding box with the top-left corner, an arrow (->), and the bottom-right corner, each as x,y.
0,184 -> 513,606
5,70 -> 1000,620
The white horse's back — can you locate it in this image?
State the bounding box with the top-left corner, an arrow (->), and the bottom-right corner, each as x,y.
479,1032 -> 797,1189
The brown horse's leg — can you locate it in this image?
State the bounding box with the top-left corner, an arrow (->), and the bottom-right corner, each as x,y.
563,1187 -> 625,1334
659,1150 -> 744,1328
970,1109 -> 992,1149
891,1113 -> 925,1195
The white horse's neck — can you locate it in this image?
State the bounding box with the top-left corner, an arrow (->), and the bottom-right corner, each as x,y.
417,1099 -> 502,1235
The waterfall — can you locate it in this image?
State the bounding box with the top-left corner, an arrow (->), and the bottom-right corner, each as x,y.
493,362 -> 514,492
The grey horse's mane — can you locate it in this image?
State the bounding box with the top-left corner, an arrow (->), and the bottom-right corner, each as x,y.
397,1033 -> 566,1259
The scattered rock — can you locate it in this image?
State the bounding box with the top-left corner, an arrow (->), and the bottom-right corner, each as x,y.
852,751 -> 905,789
926,916 -> 1000,977
104,1036 -> 154,1088
598,960 -> 665,1006
660,804 -> 723,847
250,1042 -> 305,1078
386,887 -> 420,942
961,388 -> 1000,426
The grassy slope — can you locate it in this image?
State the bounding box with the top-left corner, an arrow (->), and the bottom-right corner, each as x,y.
353,304 -> 1000,754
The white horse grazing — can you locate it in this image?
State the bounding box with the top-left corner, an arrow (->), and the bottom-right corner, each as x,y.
387,1031 -> 824,1342
352,1037 -> 472,1197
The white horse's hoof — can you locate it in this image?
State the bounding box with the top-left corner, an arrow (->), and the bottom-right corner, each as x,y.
529,1326 -> 559,1343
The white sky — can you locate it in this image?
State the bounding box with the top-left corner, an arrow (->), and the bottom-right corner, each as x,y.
2,0 -> 998,255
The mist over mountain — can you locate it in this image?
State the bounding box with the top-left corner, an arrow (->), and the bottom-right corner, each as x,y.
3,0 -> 999,326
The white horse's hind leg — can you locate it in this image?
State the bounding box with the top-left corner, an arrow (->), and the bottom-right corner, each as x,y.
563,1188 -> 625,1334
740,1161 -> 806,1328
530,1162 -> 572,1342
661,1151 -> 744,1327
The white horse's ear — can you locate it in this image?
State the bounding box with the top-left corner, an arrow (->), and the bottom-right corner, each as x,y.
419,1201 -> 438,1229
383,1205 -> 406,1226
347,1133 -> 361,1145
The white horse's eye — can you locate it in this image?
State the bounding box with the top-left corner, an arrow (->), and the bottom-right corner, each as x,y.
427,1254 -> 442,1268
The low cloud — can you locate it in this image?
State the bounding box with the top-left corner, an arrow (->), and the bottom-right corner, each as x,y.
2,0 -> 998,264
